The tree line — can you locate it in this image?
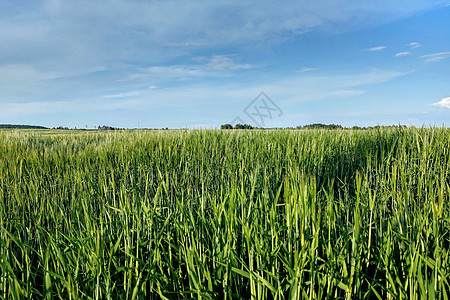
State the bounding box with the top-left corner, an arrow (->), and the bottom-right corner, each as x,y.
0,124 -> 48,129
220,123 -> 408,130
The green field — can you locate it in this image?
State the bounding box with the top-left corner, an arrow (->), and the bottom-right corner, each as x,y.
0,128 -> 449,299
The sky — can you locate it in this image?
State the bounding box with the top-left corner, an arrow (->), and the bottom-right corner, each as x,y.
0,0 -> 449,129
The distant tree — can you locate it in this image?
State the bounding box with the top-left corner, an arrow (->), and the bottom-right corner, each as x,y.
220,124 -> 233,129
234,123 -> 254,129
299,123 -> 343,130
98,125 -> 118,131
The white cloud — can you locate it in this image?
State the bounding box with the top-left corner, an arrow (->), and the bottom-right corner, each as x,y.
104,91 -> 142,99
408,42 -> 422,49
395,52 -> 411,57
207,55 -> 252,70
369,46 -> 386,51
121,55 -> 252,84
298,67 -> 318,73
433,97 -> 450,108
123,66 -> 207,83
327,70 -> 409,88
421,52 -> 450,62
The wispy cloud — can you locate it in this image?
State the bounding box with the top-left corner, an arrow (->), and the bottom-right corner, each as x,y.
0,97 -> 147,118
297,67 -> 317,73
332,70 -> 410,88
121,55 -> 251,84
207,55 -> 252,70
104,91 -> 142,99
0,64 -> 63,101
421,52 -> 450,62
0,0 -> 443,77
433,97 -> 450,108
408,42 -> 422,49
395,52 -> 411,57
323,90 -> 365,98
369,46 -> 386,51
122,66 -> 207,83
0,69 -> 407,118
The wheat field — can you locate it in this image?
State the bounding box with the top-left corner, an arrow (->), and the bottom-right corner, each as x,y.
0,128 -> 449,299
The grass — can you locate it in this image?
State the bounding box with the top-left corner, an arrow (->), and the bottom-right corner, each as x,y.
0,128 -> 449,299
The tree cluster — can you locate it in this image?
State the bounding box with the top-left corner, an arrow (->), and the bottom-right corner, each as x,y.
296,123 -> 343,130
349,125 -> 407,130
97,125 -> 119,131
220,123 -> 255,129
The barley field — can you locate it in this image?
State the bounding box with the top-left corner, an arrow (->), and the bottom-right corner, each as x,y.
0,128 -> 449,299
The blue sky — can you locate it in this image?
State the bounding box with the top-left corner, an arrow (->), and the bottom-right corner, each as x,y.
0,0 -> 449,128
